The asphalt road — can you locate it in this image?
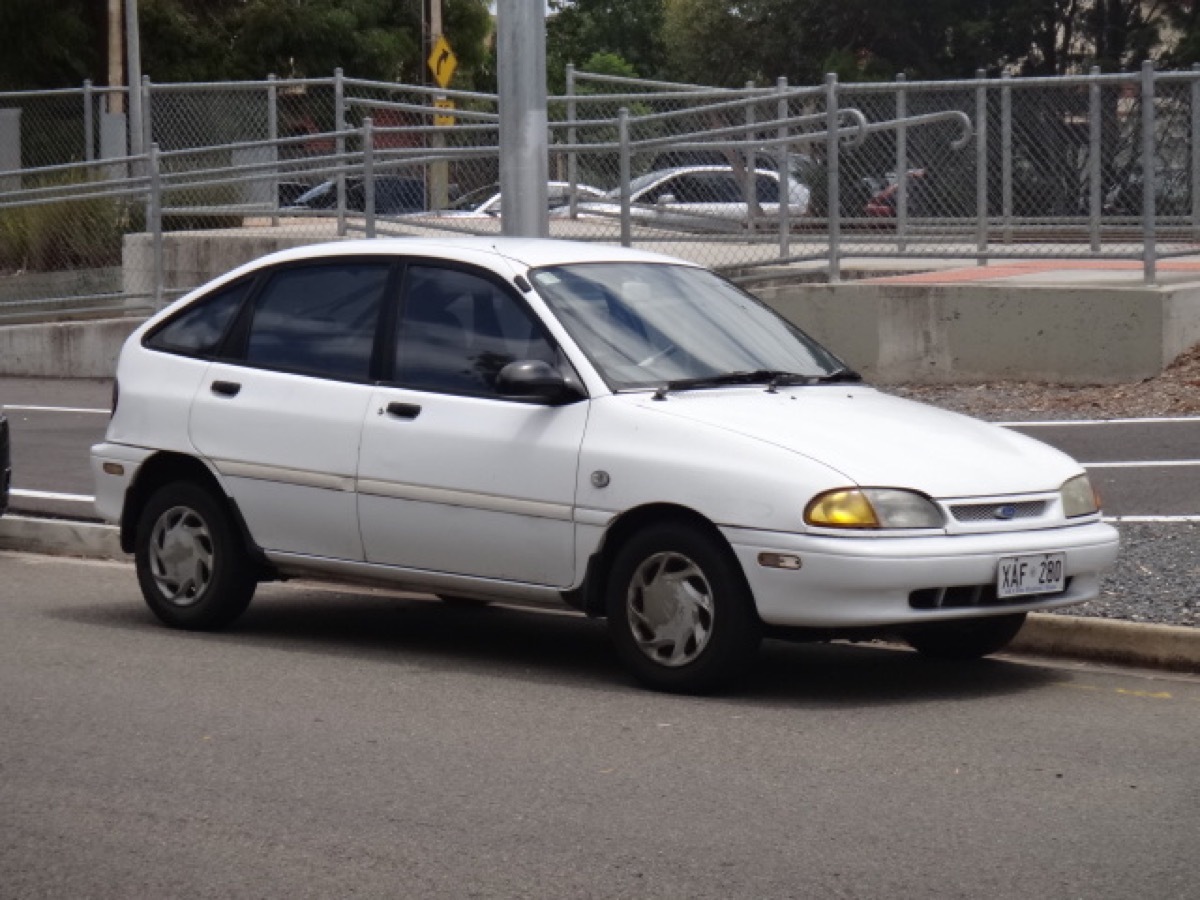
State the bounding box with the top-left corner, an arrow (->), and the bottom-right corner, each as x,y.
1,552 -> 1198,899
2,377 -> 1198,521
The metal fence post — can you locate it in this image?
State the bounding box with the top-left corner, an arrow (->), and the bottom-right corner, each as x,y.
363,117 -> 376,239
268,73 -> 279,226
1191,63 -> 1200,242
1001,72 -> 1012,244
1089,66 -> 1102,253
975,69 -> 988,266
335,67 -> 347,237
141,76 -> 153,163
745,81 -> 756,234
896,73 -> 908,253
148,143 -> 164,309
825,73 -> 840,283
83,80 -> 95,163
618,107 -> 631,248
1141,60 -> 1156,284
777,76 -> 790,259
566,63 -> 579,218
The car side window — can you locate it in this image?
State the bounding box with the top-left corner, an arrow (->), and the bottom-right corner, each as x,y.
243,262 -> 389,381
145,279 -> 252,356
755,174 -> 780,203
395,266 -> 558,396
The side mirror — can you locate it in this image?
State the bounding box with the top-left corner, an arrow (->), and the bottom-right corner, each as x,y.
497,360 -> 583,405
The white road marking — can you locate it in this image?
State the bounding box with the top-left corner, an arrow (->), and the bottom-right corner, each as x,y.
1000,416 -> 1200,427
1084,460 -> 1200,468
2,405 -> 108,415
11,489 -> 94,503
1105,515 -> 1200,523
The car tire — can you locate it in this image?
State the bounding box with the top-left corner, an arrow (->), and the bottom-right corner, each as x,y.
605,522 -> 762,694
134,481 -> 257,631
904,612 -> 1027,660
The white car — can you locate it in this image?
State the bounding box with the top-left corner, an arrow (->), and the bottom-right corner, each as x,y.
92,238 -> 1118,693
559,166 -> 812,231
410,181 -> 606,218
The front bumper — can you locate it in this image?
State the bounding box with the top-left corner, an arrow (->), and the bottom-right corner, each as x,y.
723,519 -> 1119,628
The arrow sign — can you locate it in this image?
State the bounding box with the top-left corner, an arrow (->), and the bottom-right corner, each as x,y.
427,35 -> 458,89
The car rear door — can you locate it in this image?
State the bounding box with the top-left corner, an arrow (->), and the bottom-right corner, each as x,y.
189,259 -> 392,561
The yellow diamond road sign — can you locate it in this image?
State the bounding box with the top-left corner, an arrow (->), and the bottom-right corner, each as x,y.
428,35 -> 457,89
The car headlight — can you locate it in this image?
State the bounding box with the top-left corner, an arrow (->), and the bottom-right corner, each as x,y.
1061,474 -> 1100,517
805,488 -> 944,529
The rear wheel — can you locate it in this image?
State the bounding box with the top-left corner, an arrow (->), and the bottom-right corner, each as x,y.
904,613 -> 1027,660
134,481 -> 256,630
606,522 -> 761,694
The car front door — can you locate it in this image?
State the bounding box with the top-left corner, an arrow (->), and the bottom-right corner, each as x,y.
356,263 -> 587,587
189,259 -> 391,561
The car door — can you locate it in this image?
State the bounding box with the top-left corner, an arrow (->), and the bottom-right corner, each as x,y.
189,259 -> 392,561
357,262 -> 588,588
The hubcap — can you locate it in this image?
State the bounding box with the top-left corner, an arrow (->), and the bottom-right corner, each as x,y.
626,551 -> 715,667
148,505 -> 214,606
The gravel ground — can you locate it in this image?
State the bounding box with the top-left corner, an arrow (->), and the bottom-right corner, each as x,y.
885,344 -> 1200,628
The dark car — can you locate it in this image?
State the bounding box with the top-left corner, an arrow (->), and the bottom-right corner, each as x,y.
0,413 -> 10,516
288,176 -> 429,215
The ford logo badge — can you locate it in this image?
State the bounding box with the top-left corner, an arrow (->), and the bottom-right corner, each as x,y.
994,505 -> 1017,520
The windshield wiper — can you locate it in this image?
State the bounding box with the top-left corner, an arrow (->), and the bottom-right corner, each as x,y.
811,366 -> 863,384
652,370 -> 815,399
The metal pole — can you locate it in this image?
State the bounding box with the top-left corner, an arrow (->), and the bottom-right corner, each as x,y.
268,73 -> 279,226
125,0 -> 144,160
1001,72 -> 1012,244
618,107 -> 631,247
1191,64 -> 1200,242
148,142 -> 163,309
975,69 -> 988,266
429,0 -> 449,211
335,67 -> 347,237
140,76 -> 153,167
1141,61 -> 1156,284
825,73 -> 840,283
497,0 -> 549,237
566,63 -> 579,218
363,117 -> 376,238
896,73 -> 908,253
745,81 -> 756,235
1089,66 -> 1102,253
777,76 -> 790,259
83,80 -> 95,163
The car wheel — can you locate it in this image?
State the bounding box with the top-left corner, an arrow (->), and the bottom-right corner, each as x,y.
606,523 -> 761,694
134,481 -> 256,630
904,612 -> 1027,660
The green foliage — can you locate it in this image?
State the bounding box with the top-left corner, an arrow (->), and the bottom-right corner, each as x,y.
0,174 -> 140,274
547,0 -> 666,89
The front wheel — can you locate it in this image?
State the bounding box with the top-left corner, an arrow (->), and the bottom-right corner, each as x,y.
904,612 -> 1027,660
134,481 -> 257,630
606,522 -> 761,694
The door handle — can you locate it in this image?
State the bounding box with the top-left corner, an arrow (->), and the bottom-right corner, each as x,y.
211,380 -> 241,397
386,402 -> 422,420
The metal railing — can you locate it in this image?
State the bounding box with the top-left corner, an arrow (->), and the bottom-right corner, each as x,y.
2,65 -> 1198,323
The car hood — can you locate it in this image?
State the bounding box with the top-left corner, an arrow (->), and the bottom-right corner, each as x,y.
628,385 -> 1081,497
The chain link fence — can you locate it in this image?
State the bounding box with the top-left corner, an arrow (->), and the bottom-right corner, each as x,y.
2,66 -> 1199,324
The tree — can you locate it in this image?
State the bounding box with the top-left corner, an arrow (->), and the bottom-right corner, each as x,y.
0,0 -> 103,90
547,0 -> 667,88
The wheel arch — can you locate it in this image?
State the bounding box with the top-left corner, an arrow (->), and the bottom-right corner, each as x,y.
569,502 -> 746,618
120,452 -> 266,575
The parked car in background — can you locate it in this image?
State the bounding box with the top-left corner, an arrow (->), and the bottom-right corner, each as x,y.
91,238 -> 1118,694
0,412 -> 10,517
287,176 -> 430,215
864,169 -> 929,217
412,181 -> 606,218
559,166 -> 811,231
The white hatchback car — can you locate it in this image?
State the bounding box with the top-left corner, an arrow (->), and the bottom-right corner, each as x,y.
93,238 -> 1118,693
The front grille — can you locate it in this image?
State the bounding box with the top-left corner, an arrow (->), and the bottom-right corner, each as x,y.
909,578 -> 1072,609
950,500 -> 1047,523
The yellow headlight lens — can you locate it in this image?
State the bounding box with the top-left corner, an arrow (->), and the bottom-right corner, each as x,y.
805,489 -> 880,527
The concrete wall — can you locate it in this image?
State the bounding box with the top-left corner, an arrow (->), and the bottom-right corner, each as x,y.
4,230 -> 1200,382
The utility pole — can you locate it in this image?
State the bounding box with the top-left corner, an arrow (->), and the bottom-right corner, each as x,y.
497,0 -> 549,236
428,0 -> 449,209
125,0 -> 144,159
107,0 -> 124,115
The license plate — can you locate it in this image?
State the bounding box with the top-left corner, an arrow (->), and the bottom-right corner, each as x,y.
997,553 -> 1065,598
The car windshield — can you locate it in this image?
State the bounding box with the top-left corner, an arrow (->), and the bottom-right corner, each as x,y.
605,172 -> 665,200
529,262 -> 847,390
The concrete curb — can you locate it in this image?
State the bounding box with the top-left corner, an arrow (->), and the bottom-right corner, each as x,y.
2,513 -> 1197,674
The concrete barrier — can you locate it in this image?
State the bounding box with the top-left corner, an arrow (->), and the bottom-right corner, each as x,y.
3,229 -> 1200,382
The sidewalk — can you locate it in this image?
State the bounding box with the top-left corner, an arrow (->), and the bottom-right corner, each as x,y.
3,511 -> 1197,675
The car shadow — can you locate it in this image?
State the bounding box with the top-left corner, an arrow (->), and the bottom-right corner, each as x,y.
54,582 -> 1058,708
